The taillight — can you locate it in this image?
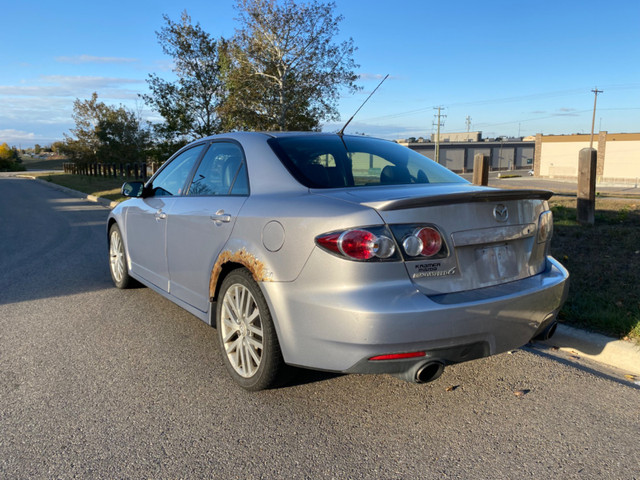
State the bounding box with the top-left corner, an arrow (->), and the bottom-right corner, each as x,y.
404,227 -> 442,257
397,225 -> 446,259
316,228 -> 397,261
537,210 -> 553,243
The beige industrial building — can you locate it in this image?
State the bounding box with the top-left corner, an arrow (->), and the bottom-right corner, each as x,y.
534,132 -> 640,185
429,131 -> 482,142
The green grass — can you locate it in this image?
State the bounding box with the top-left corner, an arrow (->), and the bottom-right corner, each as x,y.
550,197 -> 640,341
19,155 -> 67,170
29,172 -> 127,202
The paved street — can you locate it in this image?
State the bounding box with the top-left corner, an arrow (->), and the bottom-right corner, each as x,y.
1,175 -> 639,479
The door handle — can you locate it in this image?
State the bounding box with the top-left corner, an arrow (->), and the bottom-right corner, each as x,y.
155,209 -> 167,221
210,209 -> 232,225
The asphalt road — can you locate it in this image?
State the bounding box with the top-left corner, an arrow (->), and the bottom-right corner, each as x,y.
1,175 -> 639,479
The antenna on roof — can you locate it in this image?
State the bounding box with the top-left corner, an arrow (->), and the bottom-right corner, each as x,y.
338,74 -> 389,136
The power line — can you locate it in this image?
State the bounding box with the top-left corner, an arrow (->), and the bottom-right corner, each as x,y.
356,84 -> 640,124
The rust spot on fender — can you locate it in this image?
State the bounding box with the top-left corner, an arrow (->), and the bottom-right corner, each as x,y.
209,248 -> 272,298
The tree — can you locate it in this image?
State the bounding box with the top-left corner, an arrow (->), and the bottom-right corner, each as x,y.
222,0 -> 360,131
95,106 -> 151,164
61,93 -> 107,162
142,11 -> 225,142
51,141 -> 65,155
61,92 -> 150,164
0,142 -> 22,171
34,144 -> 42,154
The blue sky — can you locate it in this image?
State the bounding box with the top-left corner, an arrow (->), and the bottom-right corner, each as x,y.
1,0 -> 638,147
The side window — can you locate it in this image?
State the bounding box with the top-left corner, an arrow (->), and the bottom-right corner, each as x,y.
151,144 -> 205,196
187,142 -> 248,196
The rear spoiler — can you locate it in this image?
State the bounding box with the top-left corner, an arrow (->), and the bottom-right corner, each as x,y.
364,189 -> 553,211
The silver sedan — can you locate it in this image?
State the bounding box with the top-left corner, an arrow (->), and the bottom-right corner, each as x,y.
108,132 -> 568,390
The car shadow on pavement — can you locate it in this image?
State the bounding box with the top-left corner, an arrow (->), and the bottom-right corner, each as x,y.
281,366 -> 344,388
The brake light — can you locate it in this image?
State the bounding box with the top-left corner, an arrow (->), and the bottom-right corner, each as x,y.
402,227 -> 443,258
316,228 -> 396,261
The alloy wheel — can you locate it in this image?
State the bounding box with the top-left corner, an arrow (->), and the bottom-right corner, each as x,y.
220,284 -> 264,378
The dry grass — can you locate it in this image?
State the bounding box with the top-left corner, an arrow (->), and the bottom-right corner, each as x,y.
549,196 -> 640,340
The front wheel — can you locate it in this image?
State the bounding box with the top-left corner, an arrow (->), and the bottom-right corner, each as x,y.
216,269 -> 286,391
108,223 -> 134,289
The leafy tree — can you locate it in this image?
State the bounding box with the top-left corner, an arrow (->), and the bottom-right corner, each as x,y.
34,144 -> 42,154
0,142 -> 22,171
222,0 -> 360,131
95,107 -> 151,164
142,11 -> 225,142
51,141 -> 65,155
61,93 -> 107,162
61,92 -> 150,164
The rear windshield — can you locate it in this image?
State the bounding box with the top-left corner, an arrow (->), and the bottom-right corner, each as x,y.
268,135 -> 467,188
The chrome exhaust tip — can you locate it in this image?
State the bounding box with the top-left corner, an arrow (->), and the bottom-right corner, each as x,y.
415,361 -> 445,384
534,320 -> 558,341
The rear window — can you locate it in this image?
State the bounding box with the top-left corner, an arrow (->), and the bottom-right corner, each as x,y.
268,135 -> 466,188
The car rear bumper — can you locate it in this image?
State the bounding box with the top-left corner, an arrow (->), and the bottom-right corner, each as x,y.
261,253 -> 569,374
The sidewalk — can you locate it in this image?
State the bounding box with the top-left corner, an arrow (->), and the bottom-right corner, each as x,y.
537,324 -> 640,378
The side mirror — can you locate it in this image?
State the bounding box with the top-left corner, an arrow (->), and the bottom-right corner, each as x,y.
121,181 -> 145,198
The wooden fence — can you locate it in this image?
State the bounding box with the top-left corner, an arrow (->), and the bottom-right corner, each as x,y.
62,162 -> 160,181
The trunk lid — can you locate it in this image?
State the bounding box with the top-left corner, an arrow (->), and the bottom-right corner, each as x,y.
315,184 -> 552,295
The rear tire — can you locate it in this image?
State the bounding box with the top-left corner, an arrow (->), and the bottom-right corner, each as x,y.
216,269 -> 286,391
108,224 -> 134,289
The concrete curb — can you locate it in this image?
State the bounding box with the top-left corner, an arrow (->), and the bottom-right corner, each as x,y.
539,324 -> 640,376
21,174 -> 119,209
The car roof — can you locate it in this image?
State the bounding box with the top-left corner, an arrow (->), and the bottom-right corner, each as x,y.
198,131 -> 385,142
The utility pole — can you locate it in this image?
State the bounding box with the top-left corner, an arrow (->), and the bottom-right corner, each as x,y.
465,115 -> 471,133
433,106 -> 446,164
589,87 -> 603,148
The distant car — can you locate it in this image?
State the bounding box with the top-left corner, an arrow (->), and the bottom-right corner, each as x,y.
108,132 -> 568,390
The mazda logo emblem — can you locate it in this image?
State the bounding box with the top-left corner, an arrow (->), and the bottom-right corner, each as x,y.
493,204 -> 508,222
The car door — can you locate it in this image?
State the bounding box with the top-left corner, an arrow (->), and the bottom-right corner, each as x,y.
165,141 -> 250,312
126,144 -> 206,291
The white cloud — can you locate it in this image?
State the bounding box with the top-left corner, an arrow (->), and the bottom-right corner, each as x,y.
0,74 -> 151,147
55,54 -> 139,64
0,75 -> 145,100
0,129 -> 36,142
359,73 -> 386,81
40,75 -> 143,87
